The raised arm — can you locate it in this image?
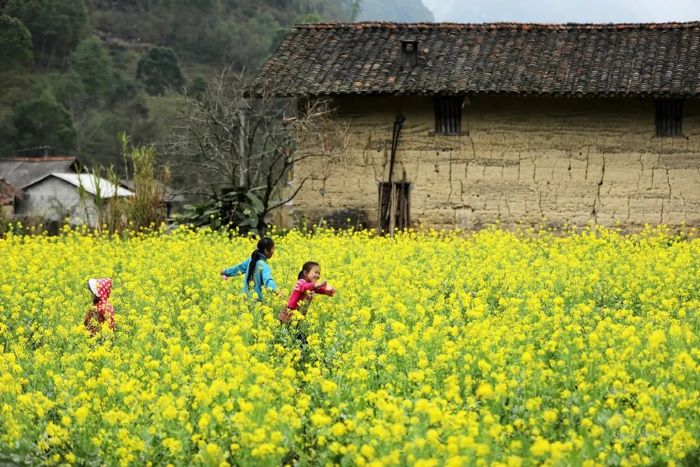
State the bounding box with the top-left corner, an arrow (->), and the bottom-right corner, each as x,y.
316,283 -> 335,296
295,280 -> 317,293
222,259 -> 248,277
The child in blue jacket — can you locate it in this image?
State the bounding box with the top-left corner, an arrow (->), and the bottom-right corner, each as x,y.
221,237 -> 278,300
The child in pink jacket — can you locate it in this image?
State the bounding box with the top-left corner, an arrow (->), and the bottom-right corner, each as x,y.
84,278 -> 114,335
279,261 -> 335,324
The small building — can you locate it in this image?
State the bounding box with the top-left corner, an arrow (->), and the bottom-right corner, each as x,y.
0,156 -> 135,227
255,22 -> 700,231
17,173 -> 134,227
0,156 -> 78,224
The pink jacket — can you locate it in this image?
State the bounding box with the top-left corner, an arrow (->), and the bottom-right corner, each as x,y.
84,278 -> 114,334
286,279 -> 335,310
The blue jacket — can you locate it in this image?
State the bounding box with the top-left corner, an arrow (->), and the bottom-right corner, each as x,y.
223,257 -> 277,300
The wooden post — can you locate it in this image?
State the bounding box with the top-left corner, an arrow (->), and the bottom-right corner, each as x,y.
389,182 -> 397,238
379,113 -> 405,236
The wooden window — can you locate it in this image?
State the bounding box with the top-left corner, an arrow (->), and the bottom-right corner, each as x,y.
434,96 -> 463,135
655,100 -> 684,137
379,182 -> 410,232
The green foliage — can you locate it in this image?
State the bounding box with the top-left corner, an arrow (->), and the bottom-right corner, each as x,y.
89,165 -> 129,234
137,47 -> 185,96
11,94 -> 77,152
0,14 -> 32,69
186,74 -> 208,99
294,12 -> 323,23
0,0 -> 369,167
0,69 -> 32,108
69,37 -> 115,99
0,207 -> 9,237
120,132 -> 169,230
75,110 -> 131,162
72,133 -> 170,233
44,70 -> 87,111
88,0 -> 356,69
0,109 -> 18,155
179,187 -> 265,231
3,0 -> 88,67
230,11 -> 281,70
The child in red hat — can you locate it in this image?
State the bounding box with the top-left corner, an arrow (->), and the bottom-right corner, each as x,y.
84,278 -> 115,335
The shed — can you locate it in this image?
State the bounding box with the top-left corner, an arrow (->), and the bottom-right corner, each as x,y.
17,173 -> 134,227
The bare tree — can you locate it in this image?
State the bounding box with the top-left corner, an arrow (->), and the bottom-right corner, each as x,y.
167,68 -> 347,232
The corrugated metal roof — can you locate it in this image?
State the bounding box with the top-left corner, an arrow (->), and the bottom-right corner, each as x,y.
25,173 -> 135,198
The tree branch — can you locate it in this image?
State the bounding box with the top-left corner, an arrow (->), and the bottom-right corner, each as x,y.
267,175 -> 312,211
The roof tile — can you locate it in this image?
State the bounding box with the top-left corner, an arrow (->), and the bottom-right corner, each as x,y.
254,22 -> 700,97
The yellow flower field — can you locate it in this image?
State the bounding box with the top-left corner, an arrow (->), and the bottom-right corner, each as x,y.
0,226 -> 699,466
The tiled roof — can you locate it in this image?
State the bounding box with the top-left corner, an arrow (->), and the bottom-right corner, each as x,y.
254,22 -> 700,97
0,157 -> 77,189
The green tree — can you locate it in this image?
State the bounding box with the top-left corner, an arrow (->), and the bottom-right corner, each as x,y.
75,109 -> 131,165
176,0 -> 218,10
136,47 -> 185,96
0,109 -> 18,155
69,37 -> 115,100
0,14 -> 32,69
230,11 -> 280,70
4,0 -> 88,67
12,94 -> 77,152
187,74 -> 207,99
44,70 -> 87,113
0,69 -> 32,108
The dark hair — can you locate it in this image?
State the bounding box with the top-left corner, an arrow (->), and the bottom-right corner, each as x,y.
298,261 -> 320,280
246,237 -> 275,284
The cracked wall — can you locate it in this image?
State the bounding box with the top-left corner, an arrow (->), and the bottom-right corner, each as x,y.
284,95 -> 700,230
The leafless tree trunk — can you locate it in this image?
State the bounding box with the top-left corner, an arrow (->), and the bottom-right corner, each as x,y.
165,68 -> 348,232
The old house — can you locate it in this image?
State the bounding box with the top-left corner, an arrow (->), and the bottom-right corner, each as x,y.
19,173 -> 134,226
0,157 -> 134,227
255,22 -> 700,231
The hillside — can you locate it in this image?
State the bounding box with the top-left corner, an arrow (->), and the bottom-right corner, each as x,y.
0,0 -> 433,168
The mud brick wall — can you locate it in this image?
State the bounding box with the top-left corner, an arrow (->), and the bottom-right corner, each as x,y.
281,95 -> 700,231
